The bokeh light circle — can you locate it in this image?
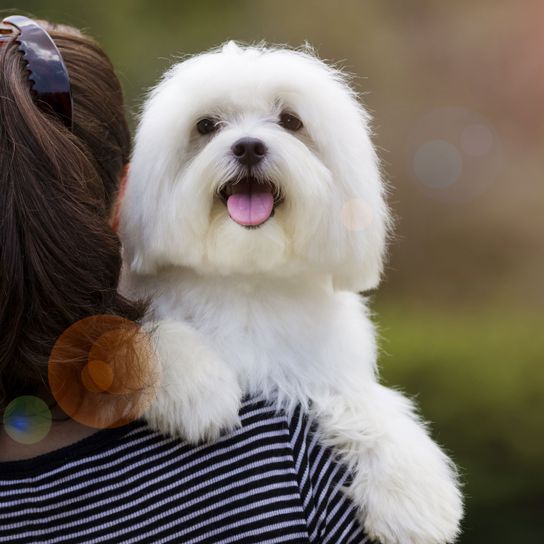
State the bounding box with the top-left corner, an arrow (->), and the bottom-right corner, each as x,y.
81,360 -> 115,393
341,198 -> 374,231
414,140 -> 463,189
408,106 -> 502,203
48,315 -> 158,429
3,396 -> 52,445
460,123 -> 494,156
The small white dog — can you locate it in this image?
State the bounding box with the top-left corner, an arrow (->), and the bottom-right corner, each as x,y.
120,42 -> 463,544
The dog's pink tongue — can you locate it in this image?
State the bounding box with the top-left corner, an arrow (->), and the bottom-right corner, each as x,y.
227,190 -> 274,226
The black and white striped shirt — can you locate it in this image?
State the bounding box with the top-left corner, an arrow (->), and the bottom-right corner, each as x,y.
0,397 -> 367,543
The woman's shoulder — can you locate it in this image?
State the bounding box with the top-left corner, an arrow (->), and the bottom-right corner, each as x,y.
0,395 -> 367,543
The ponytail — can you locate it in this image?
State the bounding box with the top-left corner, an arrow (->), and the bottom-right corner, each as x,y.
0,23 -> 147,410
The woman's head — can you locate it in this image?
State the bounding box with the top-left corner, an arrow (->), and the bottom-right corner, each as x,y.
0,18 -> 147,414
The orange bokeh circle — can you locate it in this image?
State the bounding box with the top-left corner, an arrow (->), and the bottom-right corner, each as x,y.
48,315 -> 158,429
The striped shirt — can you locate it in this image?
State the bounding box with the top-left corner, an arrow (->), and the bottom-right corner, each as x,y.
0,397 -> 367,543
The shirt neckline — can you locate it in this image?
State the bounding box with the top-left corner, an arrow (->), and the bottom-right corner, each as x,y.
0,420 -> 144,479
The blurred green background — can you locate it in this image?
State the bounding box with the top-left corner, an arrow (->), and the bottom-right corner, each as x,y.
1,1 -> 542,541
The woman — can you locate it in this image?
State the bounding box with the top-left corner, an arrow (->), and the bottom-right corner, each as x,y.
0,16 -> 366,543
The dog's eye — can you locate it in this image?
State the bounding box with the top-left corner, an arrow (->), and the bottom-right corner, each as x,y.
196,117 -> 219,135
279,112 -> 303,131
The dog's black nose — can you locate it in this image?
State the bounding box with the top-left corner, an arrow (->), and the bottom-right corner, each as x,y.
231,137 -> 267,166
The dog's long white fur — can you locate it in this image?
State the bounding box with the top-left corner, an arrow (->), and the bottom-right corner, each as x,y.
120,42 -> 463,543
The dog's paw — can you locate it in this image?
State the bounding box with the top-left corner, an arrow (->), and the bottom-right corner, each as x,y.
353,464 -> 463,544
313,386 -> 463,543
144,319 -> 242,443
349,434 -> 463,544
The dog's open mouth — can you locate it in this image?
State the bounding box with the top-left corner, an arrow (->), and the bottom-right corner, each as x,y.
218,176 -> 282,228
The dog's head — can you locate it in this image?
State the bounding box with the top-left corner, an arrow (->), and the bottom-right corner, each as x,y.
121,42 -> 390,291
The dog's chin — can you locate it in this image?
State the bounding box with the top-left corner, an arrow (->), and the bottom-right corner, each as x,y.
204,209 -> 289,276
217,174 -> 283,229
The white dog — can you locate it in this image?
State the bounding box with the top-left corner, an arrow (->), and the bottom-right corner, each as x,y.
119,42 -> 463,544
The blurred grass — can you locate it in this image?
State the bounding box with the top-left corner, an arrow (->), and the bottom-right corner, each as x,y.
375,301 -> 544,542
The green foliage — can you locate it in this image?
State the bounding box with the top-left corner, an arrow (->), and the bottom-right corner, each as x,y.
375,301 -> 544,542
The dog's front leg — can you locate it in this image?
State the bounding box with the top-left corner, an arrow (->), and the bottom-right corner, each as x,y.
311,384 -> 463,544
144,319 -> 242,443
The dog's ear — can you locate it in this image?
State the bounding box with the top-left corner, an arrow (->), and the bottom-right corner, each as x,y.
320,85 -> 390,293
115,162 -> 155,274
118,131 -> 168,276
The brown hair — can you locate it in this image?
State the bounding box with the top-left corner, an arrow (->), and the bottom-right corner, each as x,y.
0,20 -> 148,413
